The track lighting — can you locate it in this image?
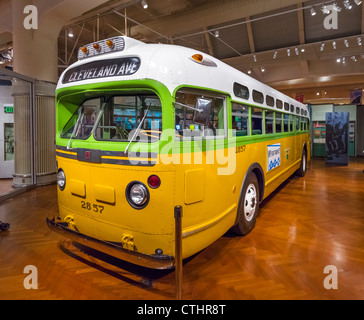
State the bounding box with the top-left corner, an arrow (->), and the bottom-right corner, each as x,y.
253,54 -> 257,62
295,47 -> 299,55
321,5 -> 330,14
214,30 -> 220,38
344,39 -> 349,47
261,67 -> 265,72
287,48 -> 291,57
343,0 -> 353,9
310,7 -> 317,16
333,41 -> 336,50
141,0 -> 148,9
320,42 -> 325,51
354,0 -> 362,5
332,3 -> 342,11
358,37 -> 362,46
273,51 -> 278,59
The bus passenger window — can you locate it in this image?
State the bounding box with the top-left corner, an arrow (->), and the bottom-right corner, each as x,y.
276,99 -> 283,109
296,117 -> 300,131
265,110 -> 274,134
253,90 -> 264,104
61,97 -> 102,139
251,107 -> 263,135
284,102 -> 289,111
283,114 -> 289,132
266,96 -> 275,107
174,90 -> 225,138
289,115 -> 293,132
233,83 -> 249,100
275,112 -> 282,133
232,102 -> 249,136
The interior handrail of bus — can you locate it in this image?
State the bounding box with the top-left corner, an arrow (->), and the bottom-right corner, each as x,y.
124,105 -> 151,153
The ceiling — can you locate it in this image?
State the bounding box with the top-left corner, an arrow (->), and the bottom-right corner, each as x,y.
4,0 -> 364,104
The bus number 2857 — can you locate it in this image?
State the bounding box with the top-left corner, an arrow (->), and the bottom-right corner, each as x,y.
81,201 -> 105,214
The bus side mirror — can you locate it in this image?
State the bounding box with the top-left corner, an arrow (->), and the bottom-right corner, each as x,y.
193,98 -> 212,126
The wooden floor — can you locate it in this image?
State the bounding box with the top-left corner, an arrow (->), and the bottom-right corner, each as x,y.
1,158 -> 364,300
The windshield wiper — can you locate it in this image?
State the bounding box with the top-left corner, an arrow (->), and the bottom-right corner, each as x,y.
67,110 -> 84,150
124,105 -> 150,153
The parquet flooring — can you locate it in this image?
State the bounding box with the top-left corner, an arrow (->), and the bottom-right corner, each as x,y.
0,158 -> 364,300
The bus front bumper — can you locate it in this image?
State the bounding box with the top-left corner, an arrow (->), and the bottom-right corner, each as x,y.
46,218 -> 175,270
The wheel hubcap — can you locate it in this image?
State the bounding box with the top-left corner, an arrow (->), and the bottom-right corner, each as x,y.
244,183 -> 257,221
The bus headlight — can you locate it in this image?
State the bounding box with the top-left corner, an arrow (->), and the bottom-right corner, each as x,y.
126,182 -> 149,209
57,169 -> 66,191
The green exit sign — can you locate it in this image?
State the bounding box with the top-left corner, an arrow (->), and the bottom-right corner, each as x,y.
4,106 -> 14,114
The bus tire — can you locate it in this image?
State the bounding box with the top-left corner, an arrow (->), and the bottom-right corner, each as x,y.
296,148 -> 307,177
232,173 -> 259,236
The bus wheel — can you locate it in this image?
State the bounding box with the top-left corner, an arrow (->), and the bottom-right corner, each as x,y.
296,149 -> 307,177
232,173 -> 259,236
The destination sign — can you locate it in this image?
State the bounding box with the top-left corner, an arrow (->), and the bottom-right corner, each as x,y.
62,57 -> 141,84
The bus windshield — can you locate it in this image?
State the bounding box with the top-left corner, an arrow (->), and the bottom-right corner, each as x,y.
60,93 -> 162,143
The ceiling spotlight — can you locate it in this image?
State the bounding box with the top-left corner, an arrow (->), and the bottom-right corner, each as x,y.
344,39 -> 349,47
261,67 -> 265,72
354,0 -> 362,5
253,54 -> 257,62
301,48 -> 306,53
351,56 -> 357,62
214,30 -> 220,38
247,70 -> 252,74
295,47 -> 299,55
343,0 -> 353,9
68,28 -> 74,38
336,58 -> 341,62
332,3 -> 342,11
333,41 -> 336,50
287,48 -> 291,57
273,51 -> 278,59
321,5 -> 330,14
357,37 -> 362,46
320,42 -> 325,51
342,57 -> 346,64
141,0 -> 148,9
310,7 -> 317,15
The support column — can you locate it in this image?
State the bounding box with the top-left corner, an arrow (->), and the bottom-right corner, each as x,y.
11,0 -> 110,187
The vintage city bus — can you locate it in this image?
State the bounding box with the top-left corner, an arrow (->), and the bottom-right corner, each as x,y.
47,36 -> 310,269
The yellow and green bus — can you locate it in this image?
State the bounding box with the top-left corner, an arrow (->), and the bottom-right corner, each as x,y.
47,36 -> 310,269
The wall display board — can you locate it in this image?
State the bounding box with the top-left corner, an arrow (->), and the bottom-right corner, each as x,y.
325,112 -> 349,165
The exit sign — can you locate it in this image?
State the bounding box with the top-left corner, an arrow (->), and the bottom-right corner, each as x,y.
4,105 -> 14,114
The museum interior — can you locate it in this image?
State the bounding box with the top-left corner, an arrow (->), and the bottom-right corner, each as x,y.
0,0 -> 364,301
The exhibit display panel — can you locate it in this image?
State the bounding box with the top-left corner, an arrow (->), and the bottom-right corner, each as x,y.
311,104 -> 357,158
325,112 -> 349,165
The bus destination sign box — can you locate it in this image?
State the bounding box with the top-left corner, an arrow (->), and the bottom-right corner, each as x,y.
62,57 -> 141,84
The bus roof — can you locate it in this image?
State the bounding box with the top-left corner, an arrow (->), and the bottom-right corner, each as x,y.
58,36 -> 309,118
